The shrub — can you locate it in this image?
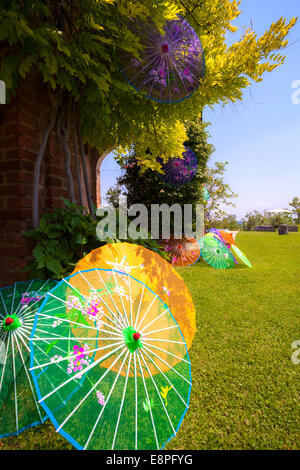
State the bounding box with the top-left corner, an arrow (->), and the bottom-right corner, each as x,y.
23,198 -> 170,280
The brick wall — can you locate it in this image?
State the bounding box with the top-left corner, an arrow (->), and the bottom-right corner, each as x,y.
0,73 -> 101,286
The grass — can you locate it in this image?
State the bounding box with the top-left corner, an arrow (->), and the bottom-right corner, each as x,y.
1,232 -> 300,450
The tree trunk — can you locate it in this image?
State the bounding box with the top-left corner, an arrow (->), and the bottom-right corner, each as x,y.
32,95 -> 58,228
73,113 -> 84,207
57,98 -> 75,203
76,118 -> 95,219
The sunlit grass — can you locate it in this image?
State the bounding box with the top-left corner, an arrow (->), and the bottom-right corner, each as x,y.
1,232 -> 299,450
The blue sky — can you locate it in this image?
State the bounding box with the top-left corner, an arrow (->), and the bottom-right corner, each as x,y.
101,0 -> 300,218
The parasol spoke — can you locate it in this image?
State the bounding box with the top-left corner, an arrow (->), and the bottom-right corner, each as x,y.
137,350 -> 159,449
143,344 -> 191,386
11,335 -> 19,434
14,334 -> 44,422
136,294 -> 159,332
95,270 -> 128,330
37,343 -> 125,403
140,308 -> 169,334
83,350 -> 130,450
133,283 -> 145,330
139,349 -> 176,434
112,353 -> 132,449
141,348 -> 188,407
57,347 -> 127,432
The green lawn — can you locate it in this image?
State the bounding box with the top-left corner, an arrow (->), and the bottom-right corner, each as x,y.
1,232 -> 300,450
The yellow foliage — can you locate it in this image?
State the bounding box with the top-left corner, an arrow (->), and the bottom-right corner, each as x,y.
111,1 -> 297,170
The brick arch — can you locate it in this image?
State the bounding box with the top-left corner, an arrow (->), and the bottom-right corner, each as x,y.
95,148 -> 114,208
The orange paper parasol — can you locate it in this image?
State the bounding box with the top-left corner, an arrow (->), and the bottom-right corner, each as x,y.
72,243 -> 196,350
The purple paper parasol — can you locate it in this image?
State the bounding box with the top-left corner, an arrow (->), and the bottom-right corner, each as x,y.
157,146 -> 197,186
119,16 -> 205,103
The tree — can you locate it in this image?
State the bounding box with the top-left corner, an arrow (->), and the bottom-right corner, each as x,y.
0,1 -> 296,226
204,161 -> 238,227
289,197 -> 300,224
269,213 -> 293,228
212,213 -> 241,230
114,120 -> 214,236
105,186 -> 122,209
242,210 -> 267,231
241,209 -> 294,231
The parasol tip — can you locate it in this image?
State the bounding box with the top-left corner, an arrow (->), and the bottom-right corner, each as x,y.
133,332 -> 141,341
161,42 -> 169,54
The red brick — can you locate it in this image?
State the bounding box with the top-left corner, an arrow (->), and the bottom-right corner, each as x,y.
0,185 -> 20,196
0,232 -> 25,246
0,208 -> 31,220
19,184 -> 33,196
0,246 -> 31,257
46,166 -> 66,178
6,171 -> 33,183
0,257 -> 27,271
2,107 -> 19,123
1,160 -> 34,172
0,267 -> 28,279
5,123 -> 37,139
45,176 -> 64,188
6,220 -> 29,231
5,148 -> 30,160
6,196 -> 32,209
0,220 -> 8,232
0,136 -> 19,149
18,98 -> 39,117
4,122 -> 21,136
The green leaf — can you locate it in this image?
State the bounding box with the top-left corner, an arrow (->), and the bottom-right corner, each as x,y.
46,259 -> 63,275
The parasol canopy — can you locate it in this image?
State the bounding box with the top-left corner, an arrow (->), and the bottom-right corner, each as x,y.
202,188 -> 210,202
199,236 -> 235,270
157,147 -> 197,186
219,230 -> 237,247
0,279 -> 57,438
231,245 -> 252,268
30,269 -> 192,450
72,243 -> 196,350
267,209 -> 293,215
160,237 -> 201,267
119,16 -> 205,103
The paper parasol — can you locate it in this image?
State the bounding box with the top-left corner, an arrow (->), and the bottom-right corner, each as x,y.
119,16 -> 205,103
231,245 -> 252,268
219,230 -> 236,247
157,147 -> 197,186
71,243 -> 196,350
0,279 -> 57,438
160,237 -> 200,267
29,269 -> 192,450
202,188 -> 210,202
199,237 -> 235,269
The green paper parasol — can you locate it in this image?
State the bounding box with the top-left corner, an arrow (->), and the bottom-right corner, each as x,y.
231,245 -> 252,268
200,238 -> 235,270
0,279 -> 57,438
29,268 -> 192,450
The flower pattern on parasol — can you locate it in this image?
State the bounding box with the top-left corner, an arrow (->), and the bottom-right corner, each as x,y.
157,147 -> 197,186
0,279 -> 57,438
160,237 -> 201,267
119,16 -> 205,103
29,269 -> 192,450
